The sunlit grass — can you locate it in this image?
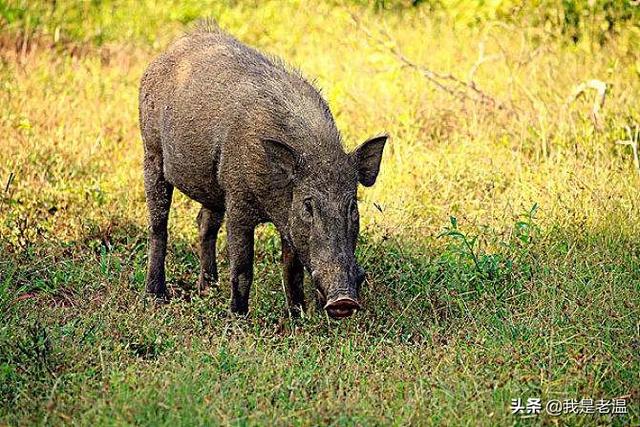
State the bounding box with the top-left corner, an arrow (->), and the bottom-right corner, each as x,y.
1,1 -> 638,425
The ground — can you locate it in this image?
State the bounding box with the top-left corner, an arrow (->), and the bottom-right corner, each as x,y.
0,1 -> 638,425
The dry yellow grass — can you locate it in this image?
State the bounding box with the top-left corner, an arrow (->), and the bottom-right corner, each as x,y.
2,3 -> 639,247
1,1 -> 638,425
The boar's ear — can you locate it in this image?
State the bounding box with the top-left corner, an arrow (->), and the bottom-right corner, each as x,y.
352,134 -> 388,187
261,138 -> 301,186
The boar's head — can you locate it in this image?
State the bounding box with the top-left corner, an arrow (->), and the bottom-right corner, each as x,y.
261,135 -> 387,319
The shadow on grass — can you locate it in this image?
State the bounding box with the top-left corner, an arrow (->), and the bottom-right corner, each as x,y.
2,209 -> 639,344
0,210 -> 540,331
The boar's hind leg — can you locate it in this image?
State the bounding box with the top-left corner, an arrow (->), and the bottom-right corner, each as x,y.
282,236 -> 305,317
197,206 -> 224,293
226,216 -> 255,315
144,152 -> 174,300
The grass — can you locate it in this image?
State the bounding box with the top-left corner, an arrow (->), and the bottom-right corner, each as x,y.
0,0 -> 639,425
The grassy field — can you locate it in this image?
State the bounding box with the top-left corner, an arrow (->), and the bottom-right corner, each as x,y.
1,1 -> 639,425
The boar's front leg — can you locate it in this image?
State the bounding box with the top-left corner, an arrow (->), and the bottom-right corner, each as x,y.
226,215 -> 255,315
197,206 -> 224,294
282,236 -> 305,317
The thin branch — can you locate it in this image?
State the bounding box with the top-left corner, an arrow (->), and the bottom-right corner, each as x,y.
350,12 -> 510,112
615,124 -> 640,175
467,41 -> 501,85
565,79 -> 607,130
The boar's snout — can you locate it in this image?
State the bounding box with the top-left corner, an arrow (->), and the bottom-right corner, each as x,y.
313,266 -> 364,319
324,296 -> 361,319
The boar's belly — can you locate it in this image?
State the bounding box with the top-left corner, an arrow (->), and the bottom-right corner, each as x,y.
162,144 -> 224,209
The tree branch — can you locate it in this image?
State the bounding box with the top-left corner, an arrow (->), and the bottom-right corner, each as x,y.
350,12 -> 511,112
565,79 -> 607,130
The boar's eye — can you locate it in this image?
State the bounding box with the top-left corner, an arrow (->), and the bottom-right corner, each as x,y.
303,198 -> 314,222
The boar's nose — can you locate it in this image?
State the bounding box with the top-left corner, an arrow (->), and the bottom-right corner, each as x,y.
324,296 -> 361,319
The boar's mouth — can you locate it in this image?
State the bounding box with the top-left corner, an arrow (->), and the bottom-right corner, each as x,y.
324,296 -> 361,319
312,271 -> 361,319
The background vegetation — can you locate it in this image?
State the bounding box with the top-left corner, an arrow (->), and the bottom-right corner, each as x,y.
1,0 -> 638,425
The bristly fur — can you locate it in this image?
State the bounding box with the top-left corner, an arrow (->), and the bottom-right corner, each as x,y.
139,26 -> 387,318
184,22 -> 334,133
189,17 -> 222,34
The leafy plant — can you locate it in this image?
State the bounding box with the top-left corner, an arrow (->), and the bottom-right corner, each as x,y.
438,204 -> 539,298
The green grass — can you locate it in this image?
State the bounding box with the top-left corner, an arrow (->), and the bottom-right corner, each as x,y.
1,0 -> 639,425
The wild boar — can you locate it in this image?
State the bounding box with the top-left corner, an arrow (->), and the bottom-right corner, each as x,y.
139,24 -> 387,319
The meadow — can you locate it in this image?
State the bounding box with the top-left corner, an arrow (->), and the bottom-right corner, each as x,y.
0,1 -> 639,425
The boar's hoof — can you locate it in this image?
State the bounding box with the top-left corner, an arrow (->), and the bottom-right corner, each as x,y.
230,302 -> 249,316
324,297 -> 361,319
149,291 -> 170,305
197,278 -> 219,297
